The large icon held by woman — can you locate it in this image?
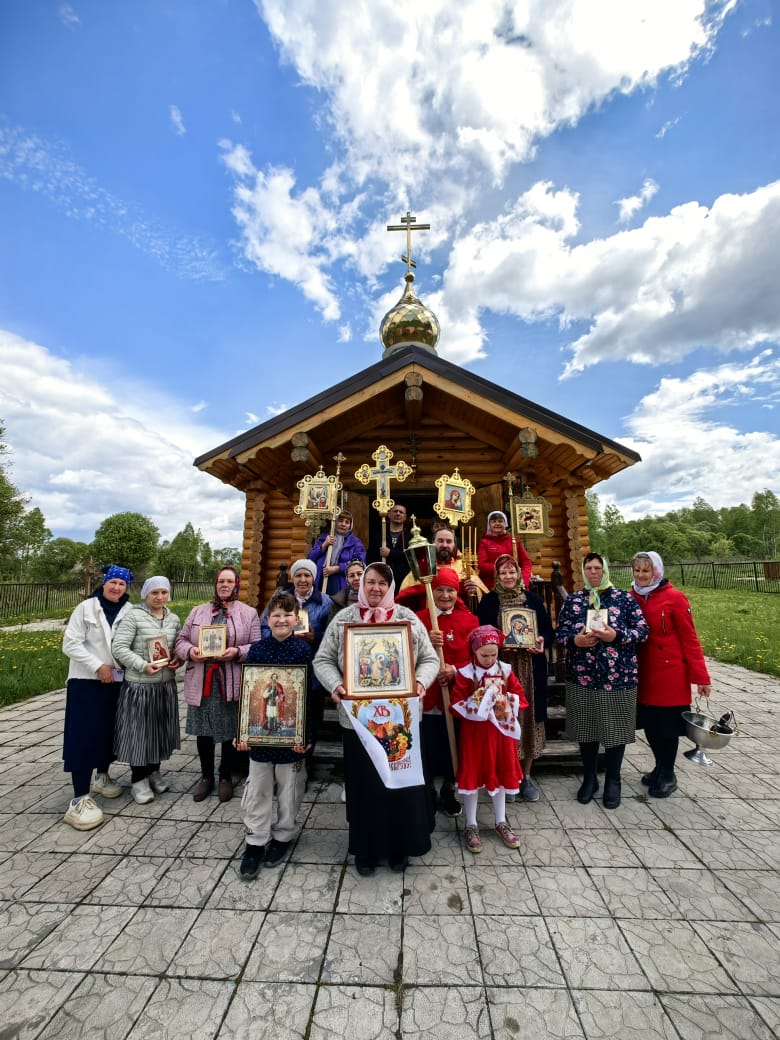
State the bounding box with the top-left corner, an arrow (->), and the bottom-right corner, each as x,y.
342,622 -> 416,699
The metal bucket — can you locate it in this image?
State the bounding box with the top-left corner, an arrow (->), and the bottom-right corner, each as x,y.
682,700 -> 737,767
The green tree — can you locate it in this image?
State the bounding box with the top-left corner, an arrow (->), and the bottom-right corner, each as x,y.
91,512 -> 159,575
752,490 -> 780,557
212,547 -> 242,572
155,522 -> 213,580
30,537 -> 90,582
13,507 -> 51,579
0,423 -> 28,577
585,491 -> 606,554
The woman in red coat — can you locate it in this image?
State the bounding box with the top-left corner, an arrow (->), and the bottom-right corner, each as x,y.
630,551 -> 711,798
477,511 -> 533,590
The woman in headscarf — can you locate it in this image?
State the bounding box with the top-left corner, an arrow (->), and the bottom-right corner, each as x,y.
308,511 -> 366,596
556,553 -> 648,809
477,511 -> 533,590
630,551 -> 711,798
112,576 -> 182,804
313,562 -> 440,876
175,566 -> 261,802
61,564 -> 134,830
477,554 -> 554,802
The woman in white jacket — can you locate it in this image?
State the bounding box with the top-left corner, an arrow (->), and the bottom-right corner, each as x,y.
61,565 -> 134,830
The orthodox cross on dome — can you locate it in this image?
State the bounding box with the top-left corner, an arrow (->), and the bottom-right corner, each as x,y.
387,211 -> 431,276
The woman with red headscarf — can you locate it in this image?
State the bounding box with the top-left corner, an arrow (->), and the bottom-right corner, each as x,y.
175,567 -> 261,802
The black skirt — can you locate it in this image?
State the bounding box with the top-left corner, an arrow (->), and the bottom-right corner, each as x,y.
342,728 -> 433,862
63,678 -> 121,772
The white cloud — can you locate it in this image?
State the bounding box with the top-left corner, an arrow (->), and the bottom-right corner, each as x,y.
435,178 -> 780,370
220,143 -> 344,320
0,330 -> 246,546
58,4 -> 80,28
615,178 -> 659,223
191,401 -> 208,413
255,0 -> 733,190
245,411 -> 260,425
169,104 -> 187,136
656,115 -> 682,139
0,122 -> 223,281
598,352 -> 780,517
266,403 -> 288,417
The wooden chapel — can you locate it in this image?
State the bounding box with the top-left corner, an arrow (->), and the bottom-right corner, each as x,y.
195,216 -> 640,611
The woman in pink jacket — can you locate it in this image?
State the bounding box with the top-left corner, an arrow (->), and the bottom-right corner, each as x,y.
175,567 -> 261,802
630,551 -> 711,799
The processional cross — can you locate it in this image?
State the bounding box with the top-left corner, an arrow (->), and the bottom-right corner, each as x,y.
355,445 -> 412,549
386,210 -> 431,274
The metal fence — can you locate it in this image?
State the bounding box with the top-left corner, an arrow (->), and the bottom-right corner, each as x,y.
610,560 -> 780,593
0,579 -> 219,621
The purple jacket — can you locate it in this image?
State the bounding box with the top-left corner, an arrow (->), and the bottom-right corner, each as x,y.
175,600 -> 262,706
307,530 -> 366,595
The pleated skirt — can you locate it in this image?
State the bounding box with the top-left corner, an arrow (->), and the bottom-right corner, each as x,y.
114,679 -> 180,767
342,729 -> 433,862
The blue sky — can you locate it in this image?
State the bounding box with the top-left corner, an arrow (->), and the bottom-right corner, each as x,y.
1,0 -> 778,549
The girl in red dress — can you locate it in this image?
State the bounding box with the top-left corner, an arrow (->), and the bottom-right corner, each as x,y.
451,625 -> 527,854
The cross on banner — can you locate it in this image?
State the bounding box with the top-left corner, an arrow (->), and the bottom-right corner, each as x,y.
354,445 -> 412,516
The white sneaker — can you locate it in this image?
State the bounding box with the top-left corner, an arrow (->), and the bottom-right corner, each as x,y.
91,772 -> 122,799
148,771 -> 169,794
131,779 -> 154,804
63,795 -> 104,831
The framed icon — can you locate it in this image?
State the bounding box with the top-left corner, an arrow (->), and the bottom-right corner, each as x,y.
434,468 -> 475,527
343,622 -> 416,699
292,607 -> 310,636
237,664 -> 307,747
146,635 -> 170,664
294,468 -> 341,524
500,607 -> 539,649
197,625 -> 228,657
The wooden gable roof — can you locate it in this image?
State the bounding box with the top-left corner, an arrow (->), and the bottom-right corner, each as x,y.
195,345 -> 640,496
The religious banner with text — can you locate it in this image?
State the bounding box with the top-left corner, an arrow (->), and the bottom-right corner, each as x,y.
344,696 -> 425,789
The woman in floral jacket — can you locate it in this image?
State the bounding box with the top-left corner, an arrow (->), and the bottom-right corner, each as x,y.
556,553 -> 648,810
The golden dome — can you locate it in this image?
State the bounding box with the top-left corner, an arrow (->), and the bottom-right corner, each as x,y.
380,272 -> 440,358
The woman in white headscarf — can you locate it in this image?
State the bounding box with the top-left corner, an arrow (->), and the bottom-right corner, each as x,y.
112,576 -> 182,804
314,562 -> 439,876
630,551 -> 711,799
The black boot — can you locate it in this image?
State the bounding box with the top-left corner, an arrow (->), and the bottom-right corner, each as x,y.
603,777 -> 622,809
641,765 -> 660,787
577,775 -> 599,804
577,741 -> 599,804
649,769 -> 677,798
602,744 -> 625,809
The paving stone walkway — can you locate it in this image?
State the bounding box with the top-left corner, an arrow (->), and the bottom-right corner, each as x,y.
1,659 -> 779,1039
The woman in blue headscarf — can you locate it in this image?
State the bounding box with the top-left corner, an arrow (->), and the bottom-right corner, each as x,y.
61,564 -> 134,830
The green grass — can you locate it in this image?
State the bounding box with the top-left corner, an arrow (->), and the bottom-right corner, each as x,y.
0,629 -> 69,708
681,587 -> 780,678
1,589 -> 778,708
0,595 -> 207,708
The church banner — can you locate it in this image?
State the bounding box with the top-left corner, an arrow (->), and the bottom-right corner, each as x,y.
344,696 -> 425,788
